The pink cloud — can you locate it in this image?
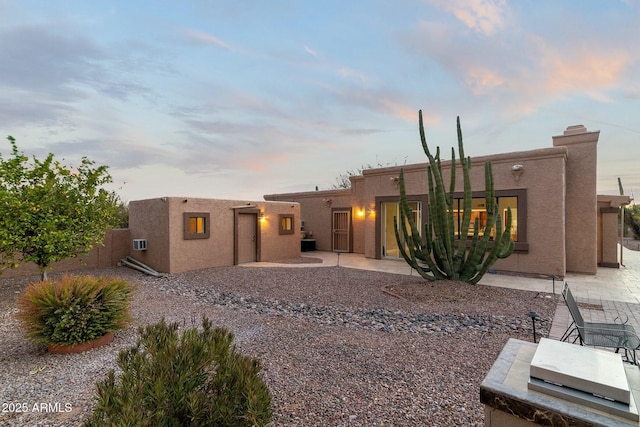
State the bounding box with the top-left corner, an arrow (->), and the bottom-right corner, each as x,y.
427,0 -> 508,35
184,29 -> 232,50
464,67 -> 506,95
541,49 -> 628,98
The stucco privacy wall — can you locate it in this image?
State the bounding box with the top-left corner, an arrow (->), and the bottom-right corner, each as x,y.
266,125 -> 601,277
128,197 -> 300,274
0,228 -> 131,279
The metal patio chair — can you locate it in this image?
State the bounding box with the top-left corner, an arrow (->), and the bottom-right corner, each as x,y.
560,282 -> 639,364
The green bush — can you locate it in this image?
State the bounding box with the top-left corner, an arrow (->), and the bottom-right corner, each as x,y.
17,275 -> 132,346
85,317 -> 272,427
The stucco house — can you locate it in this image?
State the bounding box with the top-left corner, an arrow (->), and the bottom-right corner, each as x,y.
127,197 -> 301,274
1,197 -> 302,278
265,125 -> 630,278
1,125 -> 629,280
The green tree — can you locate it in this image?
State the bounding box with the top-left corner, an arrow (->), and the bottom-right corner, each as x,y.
108,192 -> 129,228
395,111 -> 514,284
0,136 -> 119,280
625,204 -> 640,239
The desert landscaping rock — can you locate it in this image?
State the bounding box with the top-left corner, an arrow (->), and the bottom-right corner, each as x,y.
0,264 -> 555,426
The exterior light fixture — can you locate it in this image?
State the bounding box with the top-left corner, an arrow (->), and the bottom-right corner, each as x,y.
259,212 -> 266,222
511,164 -> 524,181
322,198 -> 332,206
368,207 -> 376,216
357,209 -> 365,218
390,176 -> 400,188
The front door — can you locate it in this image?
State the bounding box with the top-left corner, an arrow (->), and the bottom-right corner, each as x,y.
332,209 -> 351,252
237,213 -> 257,263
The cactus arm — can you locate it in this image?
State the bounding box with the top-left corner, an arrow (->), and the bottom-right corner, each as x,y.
420,111 -> 454,271
468,207 -> 515,284
394,169 -> 442,280
395,111 -> 514,285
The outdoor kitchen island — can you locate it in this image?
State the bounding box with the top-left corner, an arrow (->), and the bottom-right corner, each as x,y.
481,338 -> 640,426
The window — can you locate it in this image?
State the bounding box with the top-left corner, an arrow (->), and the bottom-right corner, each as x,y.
183,212 -> 210,240
451,190 -> 524,244
279,214 -> 294,235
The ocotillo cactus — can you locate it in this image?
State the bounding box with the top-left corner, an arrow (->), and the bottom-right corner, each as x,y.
394,111 -> 514,284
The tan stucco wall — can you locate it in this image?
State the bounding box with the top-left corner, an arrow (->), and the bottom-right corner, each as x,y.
362,148 -> 569,277
268,148 -> 570,277
0,228 -> 131,279
128,198 -> 172,273
270,188 -> 362,253
266,124 -> 601,278
553,126 -> 599,274
597,195 -> 630,268
484,406 -> 537,427
257,201 -> 302,262
128,197 -> 300,274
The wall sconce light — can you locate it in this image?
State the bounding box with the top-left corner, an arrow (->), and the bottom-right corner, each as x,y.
511,164 -> 524,182
390,176 -> 400,188
259,211 -> 266,222
357,209 -> 365,218
368,207 -> 376,216
322,198 -> 332,206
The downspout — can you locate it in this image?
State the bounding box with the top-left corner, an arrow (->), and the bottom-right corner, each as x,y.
120,256 -> 166,277
618,178 -> 626,267
620,205 -> 624,267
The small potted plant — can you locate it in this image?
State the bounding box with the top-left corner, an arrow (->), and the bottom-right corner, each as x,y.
17,275 -> 133,353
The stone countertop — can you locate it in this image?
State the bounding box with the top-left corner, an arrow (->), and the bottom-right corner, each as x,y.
480,338 -> 640,426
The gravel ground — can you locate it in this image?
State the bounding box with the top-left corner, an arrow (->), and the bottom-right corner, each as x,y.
0,262 -> 556,426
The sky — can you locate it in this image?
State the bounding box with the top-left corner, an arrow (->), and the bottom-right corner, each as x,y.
1,0 -> 639,203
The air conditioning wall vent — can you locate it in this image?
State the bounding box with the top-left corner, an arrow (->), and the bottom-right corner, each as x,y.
132,239 -> 147,251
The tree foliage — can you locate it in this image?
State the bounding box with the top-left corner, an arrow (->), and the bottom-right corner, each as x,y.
617,178 -> 638,239
395,111 -> 514,284
330,159 -> 407,189
0,136 -> 119,279
331,166 -> 369,189
625,204 -> 640,239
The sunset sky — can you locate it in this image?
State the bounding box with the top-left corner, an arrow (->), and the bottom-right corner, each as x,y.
1,1 -> 639,202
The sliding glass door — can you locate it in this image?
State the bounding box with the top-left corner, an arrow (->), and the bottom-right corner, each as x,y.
381,201 -> 421,258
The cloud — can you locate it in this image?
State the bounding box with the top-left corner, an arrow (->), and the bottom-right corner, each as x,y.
182,29 -> 233,50
0,24 -> 103,97
402,12 -> 635,119
426,0 -> 509,35
0,22 -> 158,137
0,92 -> 78,129
304,45 -> 318,57
336,67 -> 370,84
340,128 -> 387,136
538,45 -> 629,99
463,67 -> 505,95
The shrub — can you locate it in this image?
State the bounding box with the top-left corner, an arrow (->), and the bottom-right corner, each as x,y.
17,275 -> 132,346
85,317 -> 272,426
